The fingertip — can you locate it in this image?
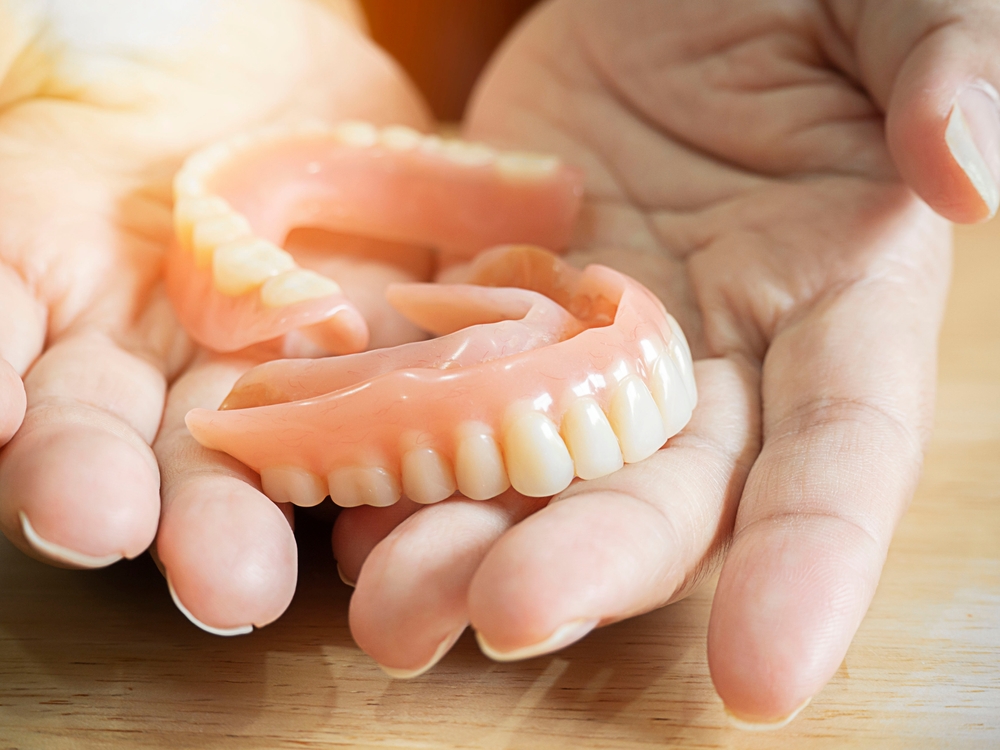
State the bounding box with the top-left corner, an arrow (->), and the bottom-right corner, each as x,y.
707,519 -> 875,723
886,33 -> 1000,223
0,358 -> 26,446
158,476 -> 297,633
0,423 -> 160,564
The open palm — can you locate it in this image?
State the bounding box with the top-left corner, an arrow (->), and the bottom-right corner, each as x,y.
0,0 -> 427,622
333,0 -> 998,725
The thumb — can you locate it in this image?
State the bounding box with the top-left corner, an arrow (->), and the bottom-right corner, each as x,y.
853,0 -> 1000,223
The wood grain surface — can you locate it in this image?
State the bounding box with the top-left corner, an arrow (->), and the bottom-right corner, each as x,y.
2,222 -> 999,748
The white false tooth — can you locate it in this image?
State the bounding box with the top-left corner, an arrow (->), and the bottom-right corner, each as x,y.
184,143 -> 231,177
334,120 -> 378,147
191,212 -> 253,269
496,151 -> 560,181
649,356 -> 693,439
174,196 -> 230,249
608,375 -> 667,464
441,140 -> 495,167
260,269 -> 342,308
502,409 -> 575,497
379,125 -> 423,151
260,466 -> 328,507
212,238 -> 296,297
560,398 -> 624,481
401,448 -> 457,504
173,170 -> 205,199
454,422 -> 510,501
665,315 -> 697,406
327,466 -> 401,508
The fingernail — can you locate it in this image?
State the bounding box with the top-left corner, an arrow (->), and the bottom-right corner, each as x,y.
166,575 -> 253,637
947,82 -> 1000,218
378,625 -> 466,679
19,511 -> 123,568
336,562 -> 356,588
724,697 -> 812,731
476,618 -> 598,662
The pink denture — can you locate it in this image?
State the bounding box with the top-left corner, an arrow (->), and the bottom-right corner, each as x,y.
186,246 -> 697,507
167,121 -> 583,353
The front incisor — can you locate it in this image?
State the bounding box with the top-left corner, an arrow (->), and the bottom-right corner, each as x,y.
401,448 -> 457,504
454,422 -> 510,501
502,410 -> 575,497
608,375 -> 667,464
561,398 -> 624,480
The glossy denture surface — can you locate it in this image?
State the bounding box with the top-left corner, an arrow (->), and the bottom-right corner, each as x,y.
167,121 -> 584,353
186,246 -> 697,506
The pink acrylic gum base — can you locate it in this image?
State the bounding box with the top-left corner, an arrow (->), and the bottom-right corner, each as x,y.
185,255 -> 685,485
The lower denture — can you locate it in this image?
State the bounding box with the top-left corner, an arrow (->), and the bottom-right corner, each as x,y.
185,245 -> 696,506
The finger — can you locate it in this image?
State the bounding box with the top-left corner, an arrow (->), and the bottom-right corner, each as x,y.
466,358 -> 759,660
0,330 -> 165,567
707,255 -> 948,726
348,492 -> 546,678
0,262 -> 47,374
154,355 -> 297,635
0,358 -> 25,446
852,0 -> 1000,222
331,498 -> 422,586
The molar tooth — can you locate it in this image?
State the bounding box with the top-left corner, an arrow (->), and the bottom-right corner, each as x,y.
454,422 -> 510,501
649,356 -> 693,439
334,120 -> 378,148
608,375 -> 667,464
327,466 -> 401,508
401,448 -> 457,504
191,212 -> 253,269
502,409 -> 575,497
560,398 -> 624,481
496,151 -> 560,181
174,195 -> 230,249
213,238 -> 296,297
379,125 -> 423,151
260,466 -> 328,507
260,269 -> 342,308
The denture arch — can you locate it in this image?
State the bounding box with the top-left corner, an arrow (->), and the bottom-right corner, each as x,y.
167,120 -> 584,354
185,245 -> 697,507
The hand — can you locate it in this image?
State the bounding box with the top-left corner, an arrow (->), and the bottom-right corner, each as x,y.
0,0 -> 428,626
333,0 -> 995,725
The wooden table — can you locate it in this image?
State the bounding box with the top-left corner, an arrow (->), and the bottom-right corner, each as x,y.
2,223 -> 999,749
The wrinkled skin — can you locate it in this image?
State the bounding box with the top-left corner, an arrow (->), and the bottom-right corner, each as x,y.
0,0 -> 997,726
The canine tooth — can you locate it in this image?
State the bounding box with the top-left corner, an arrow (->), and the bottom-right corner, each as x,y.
379,125 -> 423,151
334,120 -> 378,147
185,143 -> 231,176
191,212 -> 253,269
327,466 -> 401,508
401,448 -> 457,504
665,315 -> 697,405
502,409 -> 574,497
174,196 -> 230,248
454,422 -> 510,500
560,398 -> 624,481
608,375 -> 667,464
213,239 -> 296,297
649,356 -> 693,439
260,269 -> 342,308
260,466 -> 328,507
496,152 -> 560,180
